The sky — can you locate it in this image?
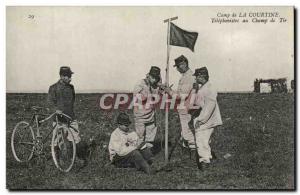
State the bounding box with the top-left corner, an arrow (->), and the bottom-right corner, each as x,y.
6,6 -> 294,93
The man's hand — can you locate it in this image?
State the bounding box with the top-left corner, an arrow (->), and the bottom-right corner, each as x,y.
194,120 -> 203,129
188,119 -> 195,130
157,82 -> 165,89
137,142 -> 147,150
193,83 -> 199,91
159,83 -> 173,94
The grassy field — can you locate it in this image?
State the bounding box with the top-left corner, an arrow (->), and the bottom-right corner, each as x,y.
6,93 -> 295,190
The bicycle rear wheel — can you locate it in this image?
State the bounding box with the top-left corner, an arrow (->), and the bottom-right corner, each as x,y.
51,125 -> 76,172
11,121 -> 35,162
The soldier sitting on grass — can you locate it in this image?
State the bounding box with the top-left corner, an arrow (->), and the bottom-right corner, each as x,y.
108,113 -> 154,174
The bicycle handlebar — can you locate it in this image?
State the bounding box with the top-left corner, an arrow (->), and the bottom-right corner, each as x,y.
31,106 -> 48,112
31,106 -> 72,119
37,110 -> 72,123
56,112 -> 72,120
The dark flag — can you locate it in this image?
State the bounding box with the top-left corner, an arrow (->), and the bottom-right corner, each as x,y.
170,22 -> 198,52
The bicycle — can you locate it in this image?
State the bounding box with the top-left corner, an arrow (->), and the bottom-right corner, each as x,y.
11,106 -> 77,172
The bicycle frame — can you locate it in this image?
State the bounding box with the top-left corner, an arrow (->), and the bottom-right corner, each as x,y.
29,112 -> 71,146
11,108 -> 76,172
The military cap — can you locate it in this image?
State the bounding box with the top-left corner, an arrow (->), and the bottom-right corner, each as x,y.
149,66 -> 161,80
193,67 -> 209,76
59,66 -> 74,77
173,55 -> 188,67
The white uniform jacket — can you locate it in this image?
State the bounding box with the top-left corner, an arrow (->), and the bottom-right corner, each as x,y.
176,69 -> 194,114
133,79 -> 160,123
108,128 -> 139,161
193,81 -> 223,130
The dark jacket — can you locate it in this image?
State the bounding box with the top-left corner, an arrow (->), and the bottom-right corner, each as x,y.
48,80 -> 75,119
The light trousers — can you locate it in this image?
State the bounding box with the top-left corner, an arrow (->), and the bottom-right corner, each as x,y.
179,113 -> 195,145
135,122 -> 157,147
195,127 -> 214,163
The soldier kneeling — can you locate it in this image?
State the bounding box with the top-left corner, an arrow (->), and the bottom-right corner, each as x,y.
108,113 -> 154,174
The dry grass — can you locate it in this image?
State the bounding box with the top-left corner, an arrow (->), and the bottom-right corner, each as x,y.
6,93 -> 295,190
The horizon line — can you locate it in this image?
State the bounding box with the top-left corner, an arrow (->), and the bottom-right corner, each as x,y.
6,90 -> 255,94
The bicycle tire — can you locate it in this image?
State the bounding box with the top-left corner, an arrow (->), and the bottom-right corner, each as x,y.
51,125 -> 76,172
11,121 -> 35,162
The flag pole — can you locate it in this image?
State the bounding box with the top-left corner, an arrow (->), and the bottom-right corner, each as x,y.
163,16 -> 178,165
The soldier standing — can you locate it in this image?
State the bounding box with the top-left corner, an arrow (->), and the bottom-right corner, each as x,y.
48,66 -> 81,144
192,67 -> 222,169
133,66 -> 162,149
165,55 -> 196,149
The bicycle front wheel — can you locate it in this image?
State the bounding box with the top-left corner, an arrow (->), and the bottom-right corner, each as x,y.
51,125 -> 76,172
11,121 -> 35,162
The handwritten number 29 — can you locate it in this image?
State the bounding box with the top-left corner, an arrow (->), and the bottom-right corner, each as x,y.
28,15 -> 34,19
